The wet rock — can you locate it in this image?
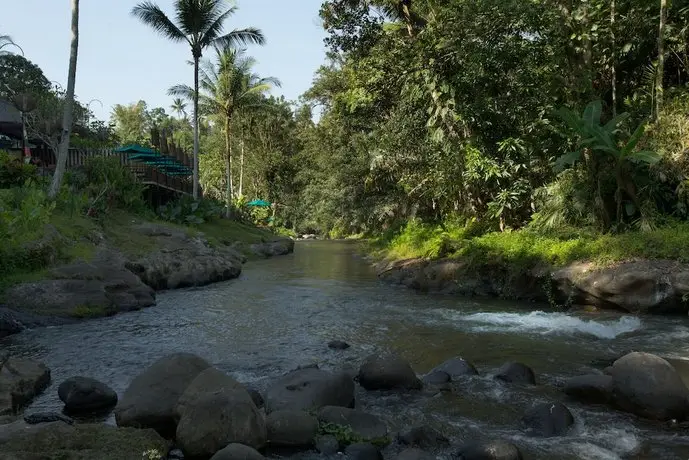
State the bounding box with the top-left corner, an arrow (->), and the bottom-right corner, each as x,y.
610,352 -> 689,421
210,443 -> 266,460
176,386 -> 266,458
175,367 -> 245,419
168,448 -> 185,459
564,374 -> 612,404
5,248 -> 155,319
126,225 -> 244,290
23,412 -> 73,425
58,376 -> 118,414
0,422 -> 170,459
264,367 -> 355,413
494,362 -> 535,385
422,370 -> 451,385
250,239 -> 295,258
115,352 -> 210,438
397,425 -> 450,448
522,402 -> 574,437
0,307 -> 74,338
0,357 -> 51,415
246,386 -> 264,409
397,448 -> 435,460
345,442 -> 383,460
318,406 -> 388,442
431,357 -> 478,379
266,410 -> 319,447
329,340 -> 351,350
454,440 -> 523,460
316,434 -> 340,454
358,353 -> 422,391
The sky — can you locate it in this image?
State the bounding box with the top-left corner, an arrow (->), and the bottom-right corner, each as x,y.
1,0 -> 328,121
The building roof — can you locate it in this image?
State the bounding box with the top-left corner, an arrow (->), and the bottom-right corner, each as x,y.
0,99 -> 22,139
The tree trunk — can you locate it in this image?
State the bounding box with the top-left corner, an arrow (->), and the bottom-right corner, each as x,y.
48,0 -> 79,199
401,1 -> 414,37
224,115 -> 232,219
656,0 -> 668,118
239,127 -> 244,198
611,0 -> 617,117
192,56 -> 200,199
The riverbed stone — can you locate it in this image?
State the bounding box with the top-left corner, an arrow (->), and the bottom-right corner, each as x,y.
522,402 -> 574,437
494,362 -> 535,385
397,425 -> 450,448
264,367 -> 355,413
0,357 -> 51,416
358,353 -> 422,391
115,352 -> 211,438
246,386 -> 265,409
329,340 -> 351,350
58,376 -> 118,414
316,434 -> 340,454
345,442 -> 383,460
266,410 -> 319,447
610,352 -> 689,421
0,422 -> 170,459
176,386 -> 266,458
175,367 -> 245,418
318,406 -> 388,442
422,370 -> 451,385
23,412 -> 73,425
431,357 -> 479,379
210,443 -> 266,460
454,440 -> 523,460
564,374 -> 613,404
249,239 -> 295,258
397,448 -> 435,460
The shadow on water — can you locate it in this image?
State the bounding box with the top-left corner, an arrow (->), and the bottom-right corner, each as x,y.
4,240 -> 689,459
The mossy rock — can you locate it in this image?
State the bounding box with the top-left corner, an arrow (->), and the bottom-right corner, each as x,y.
0,422 -> 171,460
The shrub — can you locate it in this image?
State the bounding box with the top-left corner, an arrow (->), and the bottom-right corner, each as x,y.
0,150 -> 38,188
157,195 -> 224,225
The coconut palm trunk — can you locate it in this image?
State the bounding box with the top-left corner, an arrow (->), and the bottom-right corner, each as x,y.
656,0 -> 668,118
224,115 -> 233,217
192,56 -> 200,198
239,126 -> 244,198
49,0 -> 79,198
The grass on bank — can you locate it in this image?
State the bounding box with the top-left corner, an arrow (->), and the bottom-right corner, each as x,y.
371,218 -> 689,269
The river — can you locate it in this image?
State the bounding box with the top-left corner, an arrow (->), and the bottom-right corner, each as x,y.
3,240 -> 689,459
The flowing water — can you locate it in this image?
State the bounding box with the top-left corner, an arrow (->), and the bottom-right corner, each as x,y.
3,240 -> 689,459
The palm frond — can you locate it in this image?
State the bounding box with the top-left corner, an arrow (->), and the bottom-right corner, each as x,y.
213,28 -> 266,49
131,2 -> 187,42
168,84 -> 195,99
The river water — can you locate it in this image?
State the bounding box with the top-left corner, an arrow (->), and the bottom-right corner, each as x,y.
3,240 -> 689,459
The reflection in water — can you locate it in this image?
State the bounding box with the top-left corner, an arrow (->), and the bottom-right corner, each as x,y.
4,240 -> 689,459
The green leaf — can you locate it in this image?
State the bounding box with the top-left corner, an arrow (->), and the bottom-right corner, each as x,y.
628,150 -> 662,164
625,202 -> 636,216
621,123 -> 646,156
554,151 -> 581,172
622,43 -> 633,53
583,101 -> 602,130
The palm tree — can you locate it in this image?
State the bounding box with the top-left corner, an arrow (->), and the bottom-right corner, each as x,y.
48,0 -> 80,198
170,45 -> 280,216
131,0 -> 265,199
171,97 -> 187,120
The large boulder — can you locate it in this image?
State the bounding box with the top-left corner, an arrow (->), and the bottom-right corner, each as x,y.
210,443 -> 266,460
4,248 -> 155,319
126,224 -> 244,290
114,353 -> 210,437
316,434 -> 340,454
397,425 -> 450,448
264,367 -> 355,413
454,440 -> 523,460
358,353 -> 422,391
0,422 -> 170,460
318,406 -> 388,442
175,367 -> 245,418
610,352 -> 689,420
266,410 -> 319,447
0,358 -> 51,416
345,442 -> 383,460
522,402 -> 574,437
422,371 -> 451,386
564,374 -> 612,404
58,376 -> 118,414
176,387 -> 266,458
249,239 -> 295,258
494,363 -> 535,385
430,357 -> 478,379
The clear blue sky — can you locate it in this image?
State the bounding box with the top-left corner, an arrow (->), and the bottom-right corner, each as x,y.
1,0 -> 327,121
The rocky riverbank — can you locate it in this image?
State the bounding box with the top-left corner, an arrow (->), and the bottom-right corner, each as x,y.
0,221 -> 294,338
374,257 -> 689,315
2,346 -> 688,460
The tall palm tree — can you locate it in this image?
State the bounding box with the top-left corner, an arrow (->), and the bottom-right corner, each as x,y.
131,0 -> 266,199
170,45 -> 280,216
48,0 -> 80,198
171,97 -> 187,120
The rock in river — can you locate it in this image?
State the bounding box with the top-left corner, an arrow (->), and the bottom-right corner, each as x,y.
210,443 -> 266,460
454,440 -> 523,460
174,367 -> 245,418
522,402 -> 574,437
0,357 -> 51,416
115,352 -> 210,438
317,406 -> 388,442
610,352 -> 689,421
397,448 -> 435,460
345,442 -> 383,460
430,357 -> 479,379
358,353 -> 422,391
494,362 -> 535,385
264,367 -> 355,413
266,410 -> 319,448
58,376 -> 118,414
564,374 -> 613,404
397,425 -> 450,448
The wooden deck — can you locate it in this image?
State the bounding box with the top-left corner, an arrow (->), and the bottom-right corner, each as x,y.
32,146 -> 193,196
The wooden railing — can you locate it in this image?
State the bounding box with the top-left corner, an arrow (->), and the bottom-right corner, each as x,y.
32,146 -> 192,196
